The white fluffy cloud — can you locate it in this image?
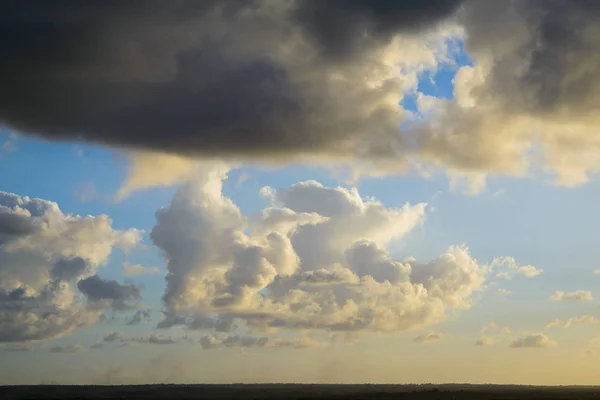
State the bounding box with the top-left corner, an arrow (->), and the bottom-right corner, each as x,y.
151,165 -> 529,341
509,333 -> 557,349
0,191 -> 142,342
491,257 -> 543,280
549,291 -> 594,301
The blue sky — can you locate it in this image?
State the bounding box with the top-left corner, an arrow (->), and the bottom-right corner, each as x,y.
2,5 -> 600,385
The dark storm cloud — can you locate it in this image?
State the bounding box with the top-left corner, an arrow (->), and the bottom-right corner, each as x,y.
0,0 -> 460,160
460,0 -> 600,115
77,275 -> 140,310
521,0 -> 600,113
293,0 -> 463,59
51,257 -> 90,282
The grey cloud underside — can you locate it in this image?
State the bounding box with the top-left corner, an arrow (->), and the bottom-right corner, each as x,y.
77,275 -> 140,311
0,0 -> 460,160
0,191 -> 142,342
127,309 -> 151,326
293,0 -> 462,59
460,0 -> 600,115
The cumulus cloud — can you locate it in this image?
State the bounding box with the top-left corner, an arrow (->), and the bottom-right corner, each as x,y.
509,333 -> 557,349
549,290 -> 594,301
490,257 -> 543,279
49,343 -> 85,354
414,332 -> 445,344
496,288 -> 511,295
122,262 -> 161,276
0,191 -> 142,342
150,166 -> 525,340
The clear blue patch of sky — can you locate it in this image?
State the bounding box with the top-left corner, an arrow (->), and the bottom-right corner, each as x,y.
400,38 -> 472,113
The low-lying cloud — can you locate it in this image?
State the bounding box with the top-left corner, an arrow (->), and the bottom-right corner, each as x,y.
509,333 -> 557,349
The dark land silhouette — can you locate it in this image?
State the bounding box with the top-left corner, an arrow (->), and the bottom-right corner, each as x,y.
2,384 -> 600,399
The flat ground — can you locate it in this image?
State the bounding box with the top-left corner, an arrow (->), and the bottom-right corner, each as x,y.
2,384 -> 600,399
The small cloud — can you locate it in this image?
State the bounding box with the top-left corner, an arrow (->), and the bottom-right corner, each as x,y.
269,337 -> 326,349
496,271 -> 512,280
480,322 -> 498,334
199,334 -> 269,350
122,262 -> 161,276
546,319 -> 561,328
0,133 -> 17,153
491,258 -> 542,279
492,189 -> 505,198
499,327 -> 511,335
74,145 -> 91,158
235,172 -> 250,189
103,332 -> 123,342
49,343 -> 85,354
413,332 -> 445,344
509,333 -> 556,349
585,338 -> 600,356
127,309 -> 151,326
496,288 -> 512,295
476,336 -> 494,346
549,290 -> 594,301
516,265 -> 543,278
594,269 -> 600,275
2,343 -> 30,352
132,334 -> 176,345
90,343 -> 104,349
563,315 -> 600,328
76,183 -> 96,203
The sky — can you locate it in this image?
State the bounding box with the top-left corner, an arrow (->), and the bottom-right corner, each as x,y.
2,0 -> 600,385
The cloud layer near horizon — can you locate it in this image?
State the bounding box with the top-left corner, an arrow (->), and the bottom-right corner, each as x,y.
5,1 -> 600,189
0,165 -> 562,351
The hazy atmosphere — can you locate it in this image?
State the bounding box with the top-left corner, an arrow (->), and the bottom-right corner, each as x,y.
2,0 -> 600,387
